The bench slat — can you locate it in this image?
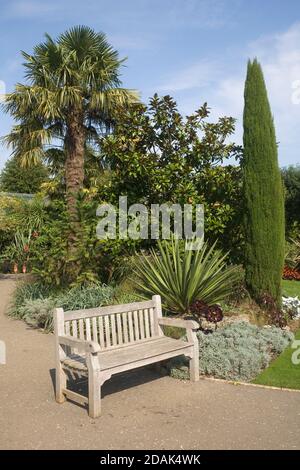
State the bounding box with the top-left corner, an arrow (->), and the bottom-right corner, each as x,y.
79,319 -> 84,340
64,300 -> 155,321
85,318 -> 91,341
138,310 -> 145,340
104,315 -> 111,348
128,311 -> 134,342
98,316 -> 105,348
92,317 -> 98,343
72,320 -> 78,338
116,313 -> 123,345
110,314 -> 117,346
149,308 -> 155,337
133,310 -> 139,341
65,321 -> 70,336
122,312 -> 129,344
144,309 -> 150,338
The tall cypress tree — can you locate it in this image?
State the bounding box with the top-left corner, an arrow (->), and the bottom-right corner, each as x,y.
243,59 -> 285,306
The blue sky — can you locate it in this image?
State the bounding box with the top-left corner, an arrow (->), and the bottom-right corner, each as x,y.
0,0 -> 300,168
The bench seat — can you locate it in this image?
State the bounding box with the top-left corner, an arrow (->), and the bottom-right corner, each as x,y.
62,336 -> 194,374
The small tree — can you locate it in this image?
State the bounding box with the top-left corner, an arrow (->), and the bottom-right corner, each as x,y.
243,59 -> 285,306
3,26 -> 138,282
281,165 -> 300,236
0,155 -> 48,193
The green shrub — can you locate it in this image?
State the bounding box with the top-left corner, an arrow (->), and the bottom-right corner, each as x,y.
9,281 -> 116,331
134,236 -> 240,315
57,283 -> 115,310
9,281 -> 54,319
18,298 -> 56,332
170,322 -> 293,382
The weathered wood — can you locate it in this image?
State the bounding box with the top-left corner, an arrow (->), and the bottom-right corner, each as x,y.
65,321 -> 70,336
187,328 -> 200,382
86,354 -> 101,418
110,314 -> 117,346
58,335 -> 100,353
133,310 -> 139,341
158,317 -> 199,330
55,295 -> 200,417
79,319 -> 84,340
153,295 -> 164,336
92,317 -> 98,343
144,309 -> 150,338
64,300 -> 155,321
54,308 -> 67,403
63,389 -> 88,406
116,313 -> 123,345
72,320 -> 78,338
128,311 -> 134,343
85,318 -> 91,341
104,315 -> 111,348
122,312 -> 129,343
98,316 -> 105,349
138,309 -> 145,340
149,307 -> 155,337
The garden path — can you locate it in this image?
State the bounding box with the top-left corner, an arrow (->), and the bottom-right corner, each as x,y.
0,275 -> 299,450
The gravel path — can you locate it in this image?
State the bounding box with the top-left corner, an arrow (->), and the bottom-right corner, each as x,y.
0,275 -> 299,450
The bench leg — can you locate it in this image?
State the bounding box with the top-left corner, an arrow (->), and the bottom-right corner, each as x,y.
55,363 -> 67,403
189,355 -> 199,382
187,329 -> 199,382
88,369 -> 101,418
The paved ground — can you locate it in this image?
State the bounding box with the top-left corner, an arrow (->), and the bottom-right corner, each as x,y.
0,276 -> 300,450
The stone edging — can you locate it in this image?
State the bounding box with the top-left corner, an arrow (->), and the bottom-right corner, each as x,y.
198,375 -> 300,393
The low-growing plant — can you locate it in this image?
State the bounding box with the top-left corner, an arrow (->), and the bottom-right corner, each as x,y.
169,321 -> 293,382
9,280 -> 54,319
282,296 -> 300,320
57,283 -> 115,310
9,281 -> 116,331
189,300 -> 223,328
18,298 -> 56,332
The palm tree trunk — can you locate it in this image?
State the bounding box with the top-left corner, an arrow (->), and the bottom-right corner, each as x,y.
65,107 -> 85,280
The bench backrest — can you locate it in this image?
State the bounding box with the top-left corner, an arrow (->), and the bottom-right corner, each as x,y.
56,295 -> 163,350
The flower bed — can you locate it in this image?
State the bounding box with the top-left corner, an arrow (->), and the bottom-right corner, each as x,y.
283,266 -> 300,281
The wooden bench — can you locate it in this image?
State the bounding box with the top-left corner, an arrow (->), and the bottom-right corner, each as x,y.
54,295 -> 199,418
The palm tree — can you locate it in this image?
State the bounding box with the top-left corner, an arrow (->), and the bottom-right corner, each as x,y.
2,26 -> 138,278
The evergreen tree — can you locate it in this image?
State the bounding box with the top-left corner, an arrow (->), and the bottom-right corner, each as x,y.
0,155 -> 48,193
243,59 -> 285,306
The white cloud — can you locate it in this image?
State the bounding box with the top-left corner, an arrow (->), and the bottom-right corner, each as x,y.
6,1 -> 61,18
162,23 -> 300,166
247,23 -> 300,164
157,60 -> 221,92
107,34 -> 152,51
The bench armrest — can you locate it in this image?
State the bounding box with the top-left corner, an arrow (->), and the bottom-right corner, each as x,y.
58,335 -> 101,354
158,317 -> 199,330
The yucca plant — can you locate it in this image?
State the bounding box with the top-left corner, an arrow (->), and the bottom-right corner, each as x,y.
133,237 -> 240,315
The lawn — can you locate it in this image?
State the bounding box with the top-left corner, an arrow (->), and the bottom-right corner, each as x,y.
282,279 -> 300,297
252,329 -> 300,390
